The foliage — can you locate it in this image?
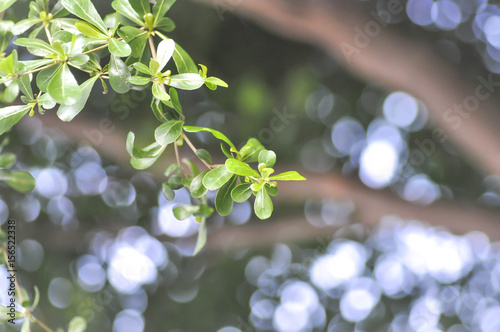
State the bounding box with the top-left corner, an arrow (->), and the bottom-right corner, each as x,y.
0,0 -> 305,250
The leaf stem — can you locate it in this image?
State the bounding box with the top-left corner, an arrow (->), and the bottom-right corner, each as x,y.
31,316 -> 55,332
182,133 -> 212,169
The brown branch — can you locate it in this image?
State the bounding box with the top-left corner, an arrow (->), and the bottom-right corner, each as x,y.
27,114 -> 500,253
194,0 -> 500,178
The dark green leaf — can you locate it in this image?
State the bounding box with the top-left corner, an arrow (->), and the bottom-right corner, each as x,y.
172,42 -> 198,74
269,171 -> 306,181
130,0 -> 150,17
118,27 -> 149,58
215,175 -> 237,216
195,149 -> 212,164
18,74 -> 33,99
156,17 -> 175,32
109,55 -> 131,94
152,0 -> 176,27
48,63 -> 82,105
36,64 -> 60,92
168,87 -> 183,115
231,183 -> 253,203
203,165 -> 233,190
61,0 -> 108,34
57,75 -> 98,122
151,98 -> 168,122
254,188 -> 273,220
154,120 -> 183,145
0,105 -> 31,135
265,184 -> 278,196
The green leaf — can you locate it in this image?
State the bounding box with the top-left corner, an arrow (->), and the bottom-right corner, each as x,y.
21,318 -> 30,332
203,165 -> 233,191
118,27 -> 149,58
265,184 -> 278,196
4,170 -> 36,192
151,98 -> 168,122
258,150 -> 276,168
57,75 -> 98,122
130,0 -> 150,17
225,158 -> 260,178
0,21 -> 14,53
215,175 -> 237,216
0,153 -> 16,168
69,54 -> 90,66
156,39 -> 175,72
68,316 -> 87,332
269,171 -> 306,181
172,42 -> 198,74
111,0 -> 144,26
254,188 -> 273,220
0,304 -> 25,321
126,131 -> 166,169
48,63 -> 82,105
29,286 -> 40,311
18,74 -> 33,100
168,73 -> 204,90
36,64 -> 60,92
109,38 -> 132,57
190,170 -> 208,198
240,138 -> 264,162
195,149 -> 212,165
152,0 -> 176,27
231,183 -> 253,203
154,120 -> 183,145
0,105 -> 31,136
168,87 -> 183,115
193,219 -> 207,255
4,82 -> 19,103
132,62 -> 152,75
183,126 -> 236,150
75,21 -> 108,39
156,17 -> 175,32
129,76 -> 150,85
152,83 -> 170,102
61,0 -> 108,35
21,59 -> 54,72
162,182 -> 175,201
0,0 -> 18,12
109,55 -> 131,94
205,76 -> 228,88
173,204 -> 198,220
14,38 -> 58,56
12,18 -> 41,36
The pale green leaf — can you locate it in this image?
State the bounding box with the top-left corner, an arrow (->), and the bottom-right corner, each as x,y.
0,105 -> 31,136
168,73 -> 204,90
57,75 -> 98,122
254,188 -> 273,220
154,120 -> 183,145
269,171 -> 306,181
68,316 -> 87,332
109,38 -> 132,57
225,158 -> 260,178
48,63 -> 82,105
61,0 -> 108,35
203,165 -> 233,191
183,126 -> 236,150
231,183 -> 253,203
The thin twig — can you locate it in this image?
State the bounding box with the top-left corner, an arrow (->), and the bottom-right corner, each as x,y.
183,133 -> 212,169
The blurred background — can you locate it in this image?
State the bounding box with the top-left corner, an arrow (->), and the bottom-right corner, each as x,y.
2,0 -> 500,331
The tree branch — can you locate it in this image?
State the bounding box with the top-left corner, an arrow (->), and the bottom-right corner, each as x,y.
194,0 -> 500,178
